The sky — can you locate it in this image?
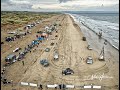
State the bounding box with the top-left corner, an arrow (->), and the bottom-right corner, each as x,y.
1,0 -> 119,11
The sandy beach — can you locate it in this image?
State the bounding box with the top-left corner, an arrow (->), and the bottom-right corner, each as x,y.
1,14 -> 119,90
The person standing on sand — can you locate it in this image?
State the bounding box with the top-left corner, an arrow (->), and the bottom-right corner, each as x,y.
99,30 -> 102,38
38,84 -> 43,90
36,35 -> 38,38
22,61 -> 24,66
2,78 -> 7,84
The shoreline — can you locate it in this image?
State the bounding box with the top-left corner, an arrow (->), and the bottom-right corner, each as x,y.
68,13 -> 119,51
68,14 -> 119,60
81,22 -> 119,51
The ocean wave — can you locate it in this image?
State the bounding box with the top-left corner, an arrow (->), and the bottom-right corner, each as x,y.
69,13 -> 119,50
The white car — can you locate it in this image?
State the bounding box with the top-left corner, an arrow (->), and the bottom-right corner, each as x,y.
87,45 -> 92,50
54,53 -> 59,60
86,56 -> 93,64
98,55 -> 104,61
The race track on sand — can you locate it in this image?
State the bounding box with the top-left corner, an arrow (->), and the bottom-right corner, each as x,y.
1,14 -> 119,90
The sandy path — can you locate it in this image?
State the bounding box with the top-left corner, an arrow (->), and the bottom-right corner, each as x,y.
1,14 -> 118,90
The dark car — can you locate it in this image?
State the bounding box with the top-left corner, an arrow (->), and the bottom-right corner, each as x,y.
62,68 -> 74,75
82,37 -> 86,41
40,59 -> 49,67
37,31 -> 43,34
5,36 -> 14,42
1,42 -> 4,44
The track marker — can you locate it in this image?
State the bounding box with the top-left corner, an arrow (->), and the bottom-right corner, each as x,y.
47,84 -> 58,88
66,85 -> 75,88
93,86 -> 101,89
21,82 -> 29,86
84,85 -> 92,88
29,83 -> 37,87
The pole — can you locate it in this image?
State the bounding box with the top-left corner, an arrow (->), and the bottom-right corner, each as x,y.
103,40 -> 107,61
103,46 -> 104,60
11,80 -> 13,87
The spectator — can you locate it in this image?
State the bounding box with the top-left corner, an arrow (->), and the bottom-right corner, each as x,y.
2,78 -> 7,84
59,84 -> 62,89
22,61 -> 24,66
36,35 -> 38,38
38,84 -> 43,90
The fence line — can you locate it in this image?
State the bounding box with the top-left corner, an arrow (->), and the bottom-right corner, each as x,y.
3,81 -> 117,89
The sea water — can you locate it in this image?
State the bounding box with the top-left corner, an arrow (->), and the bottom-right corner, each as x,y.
68,12 -> 119,50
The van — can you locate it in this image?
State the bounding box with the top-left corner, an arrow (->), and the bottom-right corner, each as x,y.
5,54 -> 16,65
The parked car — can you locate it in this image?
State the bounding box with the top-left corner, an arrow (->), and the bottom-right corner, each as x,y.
98,55 -> 104,61
86,56 -> 93,64
87,45 -> 92,50
40,59 -> 49,67
17,53 -> 25,61
62,68 -> 74,75
5,36 -> 14,42
54,53 -> 59,60
82,37 -> 86,41
45,48 -> 50,52
50,42 -> 54,46
1,42 -> 4,44
32,40 -> 39,45
37,31 -> 42,34
5,54 -> 16,65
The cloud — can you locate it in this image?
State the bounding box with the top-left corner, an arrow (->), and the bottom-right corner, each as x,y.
92,4 -> 119,11
1,0 -> 119,11
1,0 -> 32,11
9,0 -> 30,4
60,0 -> 119,7
59,0 -> 73,3
1,0 -> 8,3
31,4 -> 66,10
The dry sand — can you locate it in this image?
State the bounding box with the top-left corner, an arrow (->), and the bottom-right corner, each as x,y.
1,14 -> 119,90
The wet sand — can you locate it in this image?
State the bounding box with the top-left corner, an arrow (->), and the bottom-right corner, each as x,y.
1,14 -> 119,90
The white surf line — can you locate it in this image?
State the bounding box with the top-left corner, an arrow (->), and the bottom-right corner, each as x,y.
81,22 -> 119,51
69,14 -> 119,52
112,45 -> 119,50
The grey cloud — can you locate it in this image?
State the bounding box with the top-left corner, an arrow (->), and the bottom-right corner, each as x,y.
1,0 -> 119,11
1,0 -> 9,3
1,1 -> 33,11
79,4 -> 119,11
59,0 -> 73,3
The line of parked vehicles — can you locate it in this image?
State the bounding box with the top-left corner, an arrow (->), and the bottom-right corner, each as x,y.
4,23 -> 58,66
4,21 -> 42,43
4,40 -> 39,66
